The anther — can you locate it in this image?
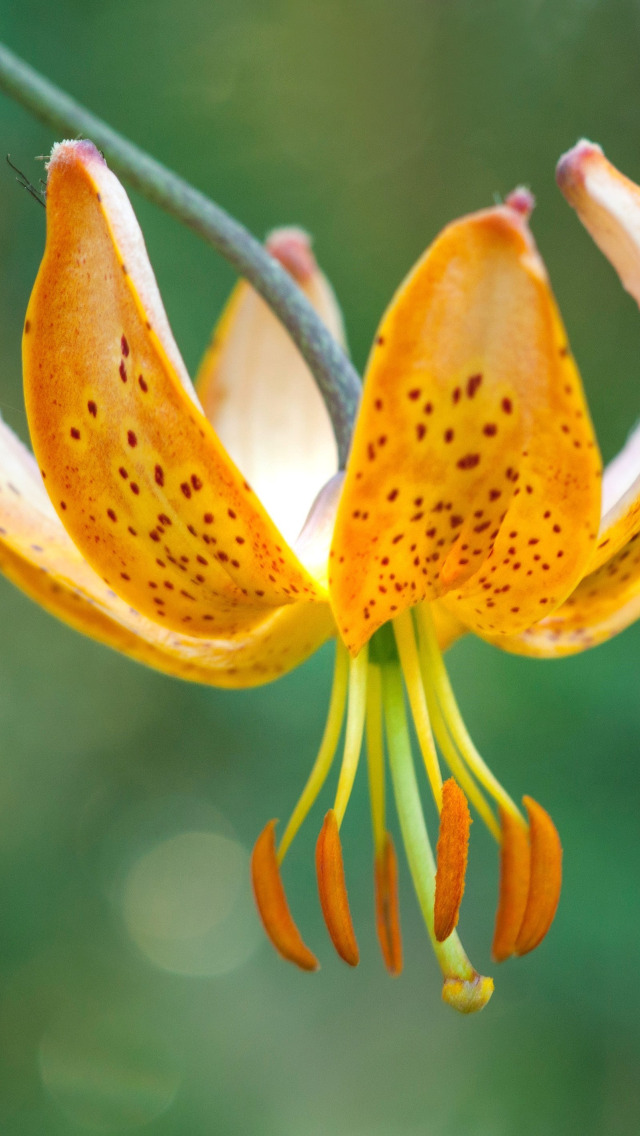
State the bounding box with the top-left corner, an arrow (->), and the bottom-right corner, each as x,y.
492,807 -> 530,962
316,809 -> 359,966
251,820 -> 319,971
374,833 -> 403,976
514,797 -> 562,956
434,779 -> 471,942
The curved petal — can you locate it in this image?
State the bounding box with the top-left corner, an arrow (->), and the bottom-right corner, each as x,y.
494,531 -> 640,658
330,198 -> 602,654
557,140 -> 640,311
24,141 -> 324,641
0,416 -> 334,687
557,142 -> 640,572
195,228 -> 343,545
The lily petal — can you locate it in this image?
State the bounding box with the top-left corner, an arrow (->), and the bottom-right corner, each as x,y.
496,144 -> 640,659
330,199 -> 602,653
496,528 -> 640,658
195,228 -> 343,546
557,140 -> 640,311
556,143 -> 640,571
24,141 -> 323,640
0,415 -> 334,687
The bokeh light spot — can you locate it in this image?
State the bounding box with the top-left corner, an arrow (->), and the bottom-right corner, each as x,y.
122,831 -> 261,976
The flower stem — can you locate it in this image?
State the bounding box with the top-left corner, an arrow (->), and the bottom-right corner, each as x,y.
0,42 -> 361,466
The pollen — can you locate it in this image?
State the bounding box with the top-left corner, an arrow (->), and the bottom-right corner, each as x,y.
251,820 -> 318,971
492,808 -> 530,962
434,779 -> 471,942
374,834 -> 403,976
316,809 -> 359,966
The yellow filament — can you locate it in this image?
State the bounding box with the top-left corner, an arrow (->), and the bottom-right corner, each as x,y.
393,610 -> 444,811
333,645 -> 369,827
365,663 -> 386,853
278,640 -> 350,863
426,691 -> 500,841
416,605 -> 523,823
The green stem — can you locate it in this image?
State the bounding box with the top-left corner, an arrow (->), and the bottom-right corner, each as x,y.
0,42 -> 361,466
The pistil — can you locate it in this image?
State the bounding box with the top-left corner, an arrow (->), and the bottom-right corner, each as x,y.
381,655 -> 493,1013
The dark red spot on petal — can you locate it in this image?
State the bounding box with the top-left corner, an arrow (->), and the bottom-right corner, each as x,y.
457,453 -> 480,470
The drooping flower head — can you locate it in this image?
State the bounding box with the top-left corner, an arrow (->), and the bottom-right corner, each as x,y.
3,138 -> 640,1012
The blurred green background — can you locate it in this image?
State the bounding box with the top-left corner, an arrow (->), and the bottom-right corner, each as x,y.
0,1 -> 639,1133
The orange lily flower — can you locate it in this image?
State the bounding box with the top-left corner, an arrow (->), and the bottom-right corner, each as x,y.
2,138 -> 635,1014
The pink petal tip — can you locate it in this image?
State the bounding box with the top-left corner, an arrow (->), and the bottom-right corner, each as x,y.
505,186 -> 535,219
266,227 -> 317,285
556,139 -> 603,194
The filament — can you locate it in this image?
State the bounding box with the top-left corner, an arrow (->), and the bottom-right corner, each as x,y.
392,609 -> 443,811
278,639 -> 349,863
365,662 -> 386,853
426,690 -> 500,840
416,605 -> 523,823
333,644 -> 369,827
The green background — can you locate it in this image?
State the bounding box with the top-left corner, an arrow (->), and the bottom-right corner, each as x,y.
0,1 -> 639,1132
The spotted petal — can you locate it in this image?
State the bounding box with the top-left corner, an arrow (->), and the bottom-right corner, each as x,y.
0,415 -> 334,687
496,144 -> 640,659
330,197 -> 602,653
24,141 -> 323,640
494,541 -> 640,658
196,227 -> 343,546
496,438 -> 640,659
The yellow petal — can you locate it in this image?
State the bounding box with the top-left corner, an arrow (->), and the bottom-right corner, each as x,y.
330,198 -> 602,653
0,415 -> 333,688
195,228 -> 343,546
24,140 -> 323,641
495,529 -> 640,658
585,424 -> 640,574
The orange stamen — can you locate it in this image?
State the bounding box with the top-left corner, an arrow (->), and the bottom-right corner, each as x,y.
492,808 -> 530,962
374,833 -> 403,976
434,779 -> 471,943
251,820 -> 319,972
316,809 -> 360,966
515,796 -> 563,956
